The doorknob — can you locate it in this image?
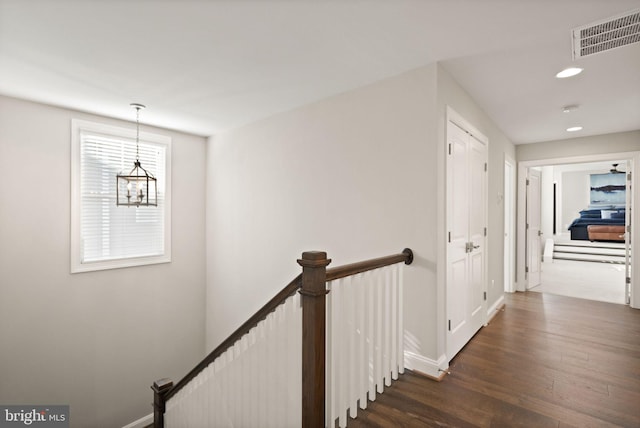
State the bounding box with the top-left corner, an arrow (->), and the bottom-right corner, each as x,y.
466,242 -> 481,252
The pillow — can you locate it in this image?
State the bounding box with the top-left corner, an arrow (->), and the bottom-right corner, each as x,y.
580,209 -> 601,218
611,212 -> 625,219
601,210 -> 617,219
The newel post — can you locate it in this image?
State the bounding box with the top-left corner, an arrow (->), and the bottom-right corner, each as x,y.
152,378 -> 173,428
298,251 -> 331,428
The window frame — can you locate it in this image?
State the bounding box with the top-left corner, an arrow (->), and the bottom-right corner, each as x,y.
70,119 -> 172,273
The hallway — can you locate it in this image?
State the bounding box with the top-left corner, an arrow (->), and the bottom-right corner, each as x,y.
348,292 -> 640,427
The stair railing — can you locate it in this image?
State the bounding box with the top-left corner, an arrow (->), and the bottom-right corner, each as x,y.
152,248 -> 413,428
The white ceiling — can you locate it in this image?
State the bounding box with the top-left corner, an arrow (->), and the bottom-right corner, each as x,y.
1,0 -> 639,144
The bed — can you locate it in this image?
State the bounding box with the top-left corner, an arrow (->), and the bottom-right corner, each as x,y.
567,207 -> 625,241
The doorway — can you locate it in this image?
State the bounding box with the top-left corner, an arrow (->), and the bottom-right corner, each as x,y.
517,153 -> 639,307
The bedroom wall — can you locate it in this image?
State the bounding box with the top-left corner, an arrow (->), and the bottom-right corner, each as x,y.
0,96 -> 207,428
562,170 -> 591,230
560,168 -> 618,230
538,162 -> 625,239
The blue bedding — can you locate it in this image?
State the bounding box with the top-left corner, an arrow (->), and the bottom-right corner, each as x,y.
568,217 -> 625,229
568,207 -> 625,240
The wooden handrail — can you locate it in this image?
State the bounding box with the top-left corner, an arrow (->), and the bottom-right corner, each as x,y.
153,248 -> 413,427
162,273 -> 303,403
326,248 -> 413,282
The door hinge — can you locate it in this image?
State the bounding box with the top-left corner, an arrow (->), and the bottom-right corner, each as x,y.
448,143 -> 452,155
484,227 -> 487,236
448,231 -> 451,243
526,179 -> 530,186
526,223 -> 529,230
448,320 -> 451,331
627,225 -> 632,233
484,162 -> 487,172
525,266 -> 529,273
626,277 -> 631,284
628,172 -> 632,181
483,291 -> 487,301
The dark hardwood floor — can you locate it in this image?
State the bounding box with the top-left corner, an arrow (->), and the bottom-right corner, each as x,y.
348,292 -> 640,427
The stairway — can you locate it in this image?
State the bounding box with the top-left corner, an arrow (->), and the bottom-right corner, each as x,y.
553,241 -> 627,264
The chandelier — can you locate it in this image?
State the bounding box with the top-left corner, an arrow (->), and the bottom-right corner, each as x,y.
116,103 -> 158,207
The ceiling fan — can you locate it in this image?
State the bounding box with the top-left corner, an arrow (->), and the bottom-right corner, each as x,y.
610,163 -> 625,174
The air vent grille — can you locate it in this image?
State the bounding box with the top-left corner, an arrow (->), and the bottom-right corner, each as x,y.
572,9 -> 640,59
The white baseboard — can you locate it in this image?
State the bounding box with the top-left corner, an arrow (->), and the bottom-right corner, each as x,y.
122,413 -> 152,428
487,294 -> 505,324
404,351 -> 448,380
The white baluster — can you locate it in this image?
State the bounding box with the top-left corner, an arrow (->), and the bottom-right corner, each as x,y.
398,264 -> 405,374
356,272 -> 370,409
335,277 -> 347,428
390,265 -> 399,380
366,270 -> 375,402
347,274 -> 358,419
375,268 -> 384,395
383,268 -> 392,387
353,273 -> 368,417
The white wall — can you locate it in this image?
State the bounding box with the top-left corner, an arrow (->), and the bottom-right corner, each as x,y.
207,65 -> 439,364
206,63 -> 515,375
517,131 -> 640,161
562,170 -> 592,228
0,96 -> 207,428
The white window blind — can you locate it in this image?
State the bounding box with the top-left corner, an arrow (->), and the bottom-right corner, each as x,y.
71,119 -> 171,273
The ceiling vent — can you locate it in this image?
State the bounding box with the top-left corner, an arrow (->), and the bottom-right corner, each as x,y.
572,9 -> 640,59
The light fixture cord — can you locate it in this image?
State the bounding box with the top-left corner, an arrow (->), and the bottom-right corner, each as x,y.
135,106 -> 140,162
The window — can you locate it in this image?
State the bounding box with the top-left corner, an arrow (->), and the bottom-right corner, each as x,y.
71,119 -> 171,273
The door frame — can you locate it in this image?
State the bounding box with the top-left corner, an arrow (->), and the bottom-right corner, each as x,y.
525,168 -> 542,289
445,106 -> 488,360
504,154 -> 516,293
517,152 -> 640,309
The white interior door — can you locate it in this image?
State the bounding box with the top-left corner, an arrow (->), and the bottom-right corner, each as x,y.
446,115 -> 487,360
526,169 -> 542,289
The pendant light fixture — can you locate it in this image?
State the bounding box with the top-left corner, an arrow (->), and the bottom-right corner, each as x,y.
116,103 -> 158,207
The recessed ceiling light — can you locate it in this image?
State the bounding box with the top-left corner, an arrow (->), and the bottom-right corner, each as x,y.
562,104 -> 579,113
556,67 -> 583,78
567,126 -> 583,132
